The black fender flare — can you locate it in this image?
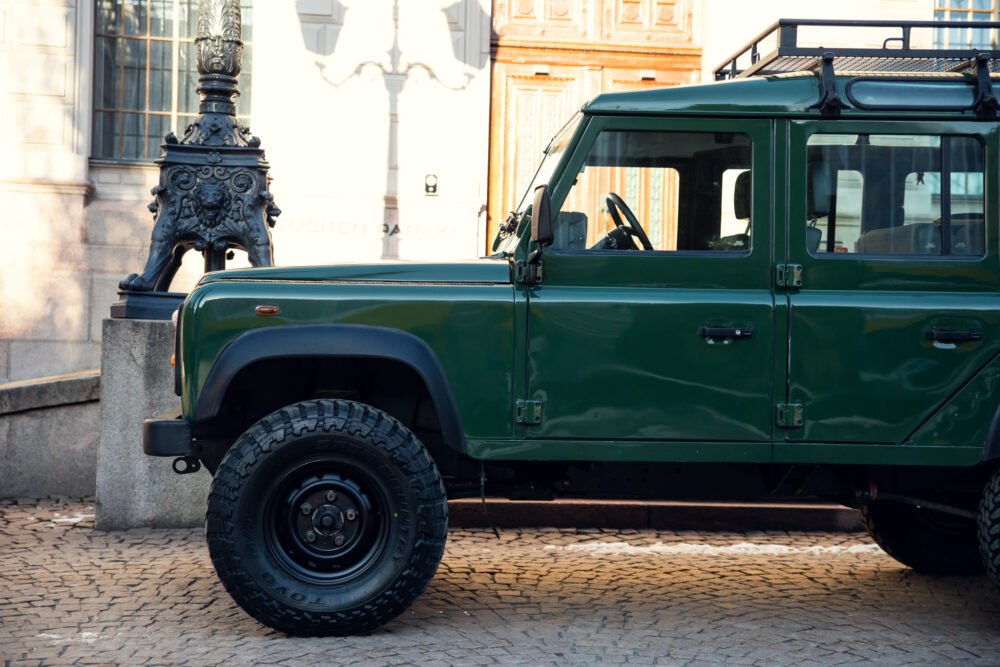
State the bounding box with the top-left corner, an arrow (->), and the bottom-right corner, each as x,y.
194,324 -> 466,453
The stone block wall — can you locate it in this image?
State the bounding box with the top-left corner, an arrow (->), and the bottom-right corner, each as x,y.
0,370 -> 101,498
0,0 -> 97,383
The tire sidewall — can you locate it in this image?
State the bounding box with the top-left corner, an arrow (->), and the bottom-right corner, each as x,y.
228,425 -> 421,614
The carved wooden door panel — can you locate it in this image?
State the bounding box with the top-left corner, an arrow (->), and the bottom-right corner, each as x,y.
486,0 -> 700,247
488,62 -> 594,240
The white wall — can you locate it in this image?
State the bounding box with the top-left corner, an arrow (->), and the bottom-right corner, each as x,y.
254,0 -> 492,266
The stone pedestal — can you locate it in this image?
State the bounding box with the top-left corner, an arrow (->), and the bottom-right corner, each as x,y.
95,318 -> 209,530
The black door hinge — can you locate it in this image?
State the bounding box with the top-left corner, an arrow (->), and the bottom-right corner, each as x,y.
776,403 -> 804,428
515,399 -> 543,424
514,260 -> 542,285
775,264 -> 803,288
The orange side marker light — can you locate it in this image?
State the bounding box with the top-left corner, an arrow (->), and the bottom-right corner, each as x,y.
255,305 -> 281,317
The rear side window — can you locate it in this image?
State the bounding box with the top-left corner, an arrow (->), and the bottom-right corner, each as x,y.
806,134 -> 984,257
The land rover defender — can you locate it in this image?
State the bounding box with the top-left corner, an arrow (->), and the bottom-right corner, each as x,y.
144,19 -> 1000,635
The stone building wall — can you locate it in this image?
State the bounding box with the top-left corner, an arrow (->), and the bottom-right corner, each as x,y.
0,0 -> 96,382
0,0 -> 493,383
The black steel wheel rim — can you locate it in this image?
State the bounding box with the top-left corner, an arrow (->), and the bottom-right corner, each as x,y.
263,453 -> 392,585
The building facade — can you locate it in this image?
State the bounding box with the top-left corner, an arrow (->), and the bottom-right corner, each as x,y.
0,0 -> 946,382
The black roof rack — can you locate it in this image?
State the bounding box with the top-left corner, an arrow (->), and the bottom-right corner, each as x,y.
714,18 -> 1000,81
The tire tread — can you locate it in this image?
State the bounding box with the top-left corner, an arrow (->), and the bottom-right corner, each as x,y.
206,399 -> 447,636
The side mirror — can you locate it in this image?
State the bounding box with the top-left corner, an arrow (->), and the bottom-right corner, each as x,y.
531,185 -> 554,247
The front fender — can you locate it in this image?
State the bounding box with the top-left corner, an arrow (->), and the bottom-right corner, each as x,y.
194,324 -> 466,452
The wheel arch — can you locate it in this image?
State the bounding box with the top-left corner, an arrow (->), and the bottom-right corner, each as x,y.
982,402 -> 1000,463
194,324 -> 466,453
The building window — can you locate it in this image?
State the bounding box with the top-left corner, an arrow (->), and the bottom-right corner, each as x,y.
934,0 -> 998,49
92,0 -> 253,161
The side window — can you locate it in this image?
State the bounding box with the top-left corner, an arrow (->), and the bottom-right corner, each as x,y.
552,130 -> 753,253
807,134 -> 984,257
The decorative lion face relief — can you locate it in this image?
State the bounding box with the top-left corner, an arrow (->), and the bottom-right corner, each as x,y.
194,180 -> 232,229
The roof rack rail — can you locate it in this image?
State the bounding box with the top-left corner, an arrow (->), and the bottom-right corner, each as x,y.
714,18 -> 1000,81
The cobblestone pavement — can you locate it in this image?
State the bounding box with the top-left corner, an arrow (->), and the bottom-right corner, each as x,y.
2,499 -> 1000,666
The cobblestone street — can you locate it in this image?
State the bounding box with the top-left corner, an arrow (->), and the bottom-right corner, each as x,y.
2,499 -> 1000,666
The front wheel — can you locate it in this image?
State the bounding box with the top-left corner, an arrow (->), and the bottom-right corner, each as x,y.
206,399 -> 448,636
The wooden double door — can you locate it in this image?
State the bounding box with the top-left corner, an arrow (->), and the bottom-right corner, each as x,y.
486,0 -> 703,246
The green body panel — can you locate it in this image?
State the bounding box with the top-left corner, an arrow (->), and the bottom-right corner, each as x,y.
180,261 -> 515,440
908,351 -> 1000,448
466,439 -> 772,462
525,287 -> 773,441
469,439 -> 980,466
584,76 -> 823,117
785,291 -> 1000,443
197,259 -> 512,285
174,76 -> 1000,469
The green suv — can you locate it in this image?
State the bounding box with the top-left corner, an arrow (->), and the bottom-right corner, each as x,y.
145,19 -> 1000,635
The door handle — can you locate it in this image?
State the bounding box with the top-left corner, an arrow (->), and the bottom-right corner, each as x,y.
699,327 -> 753,339
925,330 -> 982,343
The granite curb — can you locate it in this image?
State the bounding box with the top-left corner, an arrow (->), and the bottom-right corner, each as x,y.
0,369 -> 100,415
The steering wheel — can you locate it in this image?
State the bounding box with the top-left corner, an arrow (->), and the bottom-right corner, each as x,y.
606,193 -> 653,250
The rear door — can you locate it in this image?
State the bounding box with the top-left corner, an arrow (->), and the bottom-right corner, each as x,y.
783,120 -> 1000,449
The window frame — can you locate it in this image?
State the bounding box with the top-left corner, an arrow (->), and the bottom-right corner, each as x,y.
548,123 -> 757,259
534,114 -> 773,290
934,1 -> 999,50
803,130 -> 986,261
787,119 -> 998,295
91,0 -> 253,163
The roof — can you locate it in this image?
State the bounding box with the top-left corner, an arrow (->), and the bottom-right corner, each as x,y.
583,75 -> 823,116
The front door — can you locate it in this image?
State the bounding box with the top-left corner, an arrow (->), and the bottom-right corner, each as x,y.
784,120 -> 1000,446
524,116 -> 775,453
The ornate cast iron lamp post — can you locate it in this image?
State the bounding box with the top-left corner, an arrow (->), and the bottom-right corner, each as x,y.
114,0 -> 280,319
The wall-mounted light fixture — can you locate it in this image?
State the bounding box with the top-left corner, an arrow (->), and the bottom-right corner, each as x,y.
424,174 -> 439,196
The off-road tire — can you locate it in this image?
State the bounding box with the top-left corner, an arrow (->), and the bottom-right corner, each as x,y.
978,469 -> 1000,587
861,500 -> 981,575
206,399 -> 448,636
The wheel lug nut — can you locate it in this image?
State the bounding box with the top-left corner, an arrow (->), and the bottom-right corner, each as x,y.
305,531 -> 317,543
346,510 -> 357,521
300,502 -> 312,515
325,491 -> 337,502
334,534 -> 345,546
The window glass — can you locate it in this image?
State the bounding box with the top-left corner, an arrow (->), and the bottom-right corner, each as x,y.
553,130 -> 753,253
93,0 -> 253,161
807,133 -> 984,257
934,0 -> 996,49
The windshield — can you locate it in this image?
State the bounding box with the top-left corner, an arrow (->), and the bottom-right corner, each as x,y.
493,113 -> 583,254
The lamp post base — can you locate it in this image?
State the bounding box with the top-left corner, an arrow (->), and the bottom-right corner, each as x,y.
110,291 -> 187,320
